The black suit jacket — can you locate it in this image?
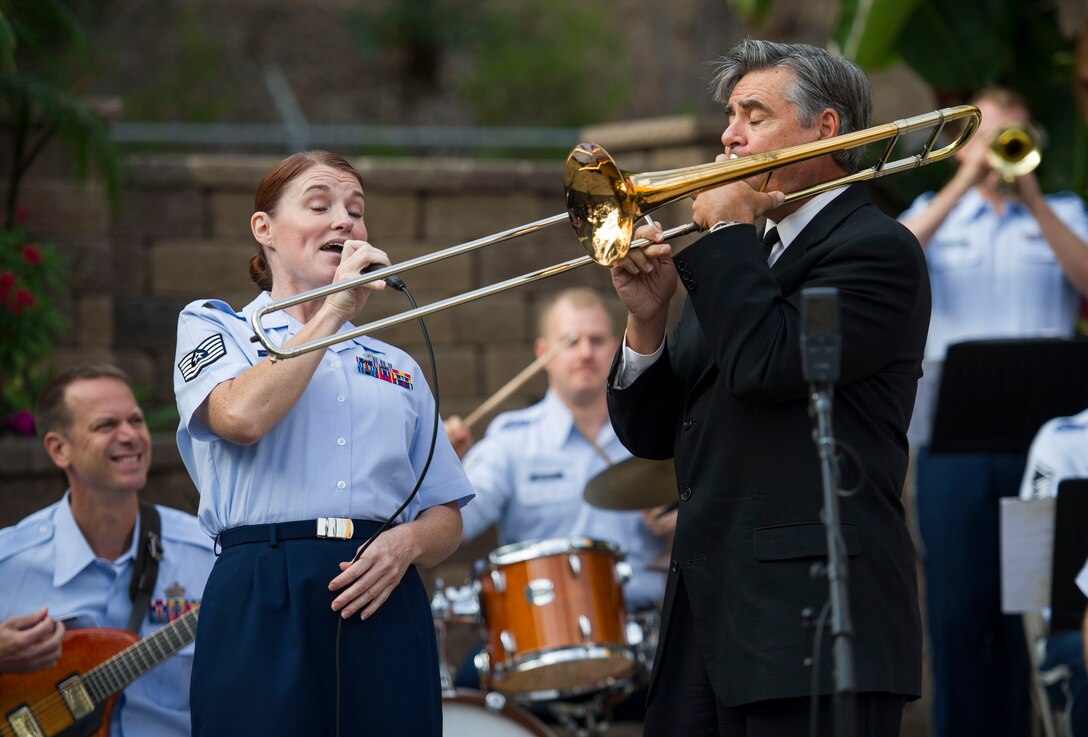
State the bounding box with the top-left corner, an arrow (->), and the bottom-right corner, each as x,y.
607,184 -> 928,707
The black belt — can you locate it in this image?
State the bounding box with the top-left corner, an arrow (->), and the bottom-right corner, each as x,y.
218,518 -> 384,549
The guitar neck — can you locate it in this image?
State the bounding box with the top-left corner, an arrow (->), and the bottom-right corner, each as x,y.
80,607 -> 200,703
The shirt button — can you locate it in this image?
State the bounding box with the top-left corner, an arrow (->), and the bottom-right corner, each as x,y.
336,481 -> 346,490
680,486 -> 693,501
337,394 -> 346,403
670,559 -> 678,573
337,437 -> 346,446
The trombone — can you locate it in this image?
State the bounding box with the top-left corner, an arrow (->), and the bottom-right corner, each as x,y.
251,105 -> 980,359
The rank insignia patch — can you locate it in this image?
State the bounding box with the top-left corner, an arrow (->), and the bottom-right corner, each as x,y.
357,354 -> 413,390
179,334 -> 227,382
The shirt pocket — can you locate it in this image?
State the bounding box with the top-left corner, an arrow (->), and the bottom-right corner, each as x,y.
515,463 -> 574,507
1016,231 -> 1057,264
927,237 -> 982,271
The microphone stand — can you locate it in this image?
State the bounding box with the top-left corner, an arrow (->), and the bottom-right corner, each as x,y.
809,381 -> 856,737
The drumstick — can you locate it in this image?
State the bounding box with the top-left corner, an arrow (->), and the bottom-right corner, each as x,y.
463,331 -> 578,431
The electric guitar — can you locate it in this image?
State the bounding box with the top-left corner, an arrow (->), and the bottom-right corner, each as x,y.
0,607 -> 199,737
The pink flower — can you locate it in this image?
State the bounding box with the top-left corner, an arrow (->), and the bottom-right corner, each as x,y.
21,244 -> 42,265
2,409 -> 36,437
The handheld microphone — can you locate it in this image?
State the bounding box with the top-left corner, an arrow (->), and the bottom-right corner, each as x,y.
363,263 -> 406,292
800,287 -> 841,383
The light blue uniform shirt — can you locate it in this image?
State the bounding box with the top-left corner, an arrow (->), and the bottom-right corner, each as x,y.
174,292 -> 473,535
461,390 -> 666,611
0,493 -> 215,737
1019,406 -> 1088,500
899,189 -> 1088,444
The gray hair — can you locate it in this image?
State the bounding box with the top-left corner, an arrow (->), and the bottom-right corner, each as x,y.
711,39 -> 872,172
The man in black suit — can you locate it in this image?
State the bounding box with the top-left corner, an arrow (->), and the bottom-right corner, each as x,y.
605,40 -> 929,736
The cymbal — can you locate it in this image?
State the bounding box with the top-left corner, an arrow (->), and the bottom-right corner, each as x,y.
584,457 -> 676,510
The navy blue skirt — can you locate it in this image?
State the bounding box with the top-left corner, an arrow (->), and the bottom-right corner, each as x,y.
190,521 -> 441,736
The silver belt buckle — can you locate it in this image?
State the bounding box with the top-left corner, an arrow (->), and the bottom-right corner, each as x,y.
316,517 -> 354,540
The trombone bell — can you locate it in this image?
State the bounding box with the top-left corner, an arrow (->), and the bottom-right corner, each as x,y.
564,143 -> 638,267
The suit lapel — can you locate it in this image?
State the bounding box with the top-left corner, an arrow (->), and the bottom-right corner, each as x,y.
770,184 -> 871,275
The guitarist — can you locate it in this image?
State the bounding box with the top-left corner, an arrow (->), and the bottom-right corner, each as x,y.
0,362 -> 215,737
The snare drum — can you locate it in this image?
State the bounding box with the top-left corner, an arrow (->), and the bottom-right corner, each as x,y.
442,689 -> 555,736
475,537 -> 636,698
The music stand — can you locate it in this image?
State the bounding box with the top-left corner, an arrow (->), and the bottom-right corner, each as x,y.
929,338 -> 1088,455
1048,478 -> 1088,635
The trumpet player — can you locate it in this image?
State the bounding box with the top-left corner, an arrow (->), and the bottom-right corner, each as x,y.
901,87 -> 1088,737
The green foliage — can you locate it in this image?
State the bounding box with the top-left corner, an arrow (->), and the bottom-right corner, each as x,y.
833,0 -> 922,69
348,0 -> 630,127
455,0 -> 630,127
0,0 -> 120,221
732,0 -> 775,26
0,223 -> 69,436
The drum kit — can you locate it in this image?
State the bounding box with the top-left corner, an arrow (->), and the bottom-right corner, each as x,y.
433,457 -> 674,737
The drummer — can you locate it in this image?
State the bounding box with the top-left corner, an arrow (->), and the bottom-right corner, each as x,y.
446,287 -> 674,614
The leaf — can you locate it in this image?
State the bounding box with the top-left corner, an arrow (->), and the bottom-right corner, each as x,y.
0,8 -> 16,73
836,0 -> 923,69
732,0 -> 775,25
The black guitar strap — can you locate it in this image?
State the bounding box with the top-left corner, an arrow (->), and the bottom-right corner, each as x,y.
127,500 -> 163,633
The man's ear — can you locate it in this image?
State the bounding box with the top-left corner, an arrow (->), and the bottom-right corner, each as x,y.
534,336 -> 548,360
43,431 -> 70,470
251,211 -> 272,248
817,108 -> 841,140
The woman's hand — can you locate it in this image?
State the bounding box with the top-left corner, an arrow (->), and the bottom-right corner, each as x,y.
322,240 -> 391,320
327,502 -> 462,620
329,526 -> 416,620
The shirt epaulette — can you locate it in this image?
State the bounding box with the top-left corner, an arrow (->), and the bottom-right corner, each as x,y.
1054,421 -> 1086,433
0,515 -> 54,564
200,299 -> 246,320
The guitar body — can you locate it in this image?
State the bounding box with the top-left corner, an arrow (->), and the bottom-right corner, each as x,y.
0,628 -> 137,737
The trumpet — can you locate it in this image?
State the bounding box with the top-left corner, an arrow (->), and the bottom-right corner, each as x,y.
251,105 -> 980,359
986,122 -> 1042,182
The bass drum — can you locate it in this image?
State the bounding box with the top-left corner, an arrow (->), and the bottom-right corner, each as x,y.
442,689 -> 556,736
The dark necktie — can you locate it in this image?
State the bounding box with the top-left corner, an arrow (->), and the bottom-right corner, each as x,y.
761,226 -> 779,260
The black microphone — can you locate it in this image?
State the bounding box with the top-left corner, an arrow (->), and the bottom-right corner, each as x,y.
363,262 -> 406,292
800,287 -> 841,383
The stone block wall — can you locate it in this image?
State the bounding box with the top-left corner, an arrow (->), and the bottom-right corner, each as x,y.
0,114 -> 719,529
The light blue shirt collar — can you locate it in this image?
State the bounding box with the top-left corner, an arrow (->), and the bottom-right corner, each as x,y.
52,491 -> 138,588
538,389 -> 616,453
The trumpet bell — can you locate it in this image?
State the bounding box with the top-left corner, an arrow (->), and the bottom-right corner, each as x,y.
564,142 -> 637,267
987,123 -> 1042,179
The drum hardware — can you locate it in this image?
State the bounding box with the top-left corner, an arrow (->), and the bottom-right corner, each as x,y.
490,569 -> 507,594
249,106 -> 981,359
526,579 -> 556,606
501,630 -> 518,657
615,561 -> 632,584
578,615 -> 592,639
567,554 -> 581,575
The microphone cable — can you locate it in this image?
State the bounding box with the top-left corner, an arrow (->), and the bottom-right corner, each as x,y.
334,272 -> 443,737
